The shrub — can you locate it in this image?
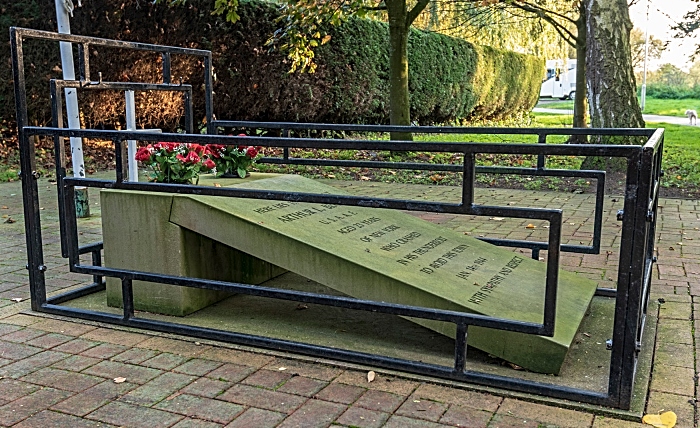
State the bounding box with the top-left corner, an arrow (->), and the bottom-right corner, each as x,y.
1,0 -> 542,128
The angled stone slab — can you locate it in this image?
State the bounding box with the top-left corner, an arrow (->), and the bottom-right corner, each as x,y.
101,189 -> 286,316
169,175 -> 598,374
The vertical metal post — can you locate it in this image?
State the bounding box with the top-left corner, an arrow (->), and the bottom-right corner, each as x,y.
204,53 -> 214,134
11,28 -> 47,310
454,323 -> 468,373
115,138 -> 128,183
91,248 -> 103,288
184,90 -> 194,134
536,133 -> 547,170
77,43 -> 90,82
283,129 -> 290,161
50,80 -> 70,258
162,52 -> 171,84
608,154 -> 641,407
461,152 -> 475,207
122,279 -> 134,320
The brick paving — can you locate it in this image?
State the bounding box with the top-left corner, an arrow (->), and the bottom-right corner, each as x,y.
0,177 -> 698,427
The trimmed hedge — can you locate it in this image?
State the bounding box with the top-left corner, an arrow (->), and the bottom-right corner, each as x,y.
1,0 -> 542,128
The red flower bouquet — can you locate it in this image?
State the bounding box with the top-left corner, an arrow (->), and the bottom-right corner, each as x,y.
135,142 -> 213,184
205,135 -> 261,178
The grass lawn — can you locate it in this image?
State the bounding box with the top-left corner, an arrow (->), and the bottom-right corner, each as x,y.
530,113 -> 700,192
537,97 -> 700,117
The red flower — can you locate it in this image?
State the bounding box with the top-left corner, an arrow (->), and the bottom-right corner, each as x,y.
155,142 -> 178,153
204,144 -> 223,158
135,146 -> 153,162
184,151 -> 200,164
202,159 -> 216,170
238,145 -> 247,151
245,146 -> 258,158
189,144 -> 205,155
176,154 -> 187,163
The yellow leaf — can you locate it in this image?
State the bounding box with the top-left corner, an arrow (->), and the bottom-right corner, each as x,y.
113,377 -> 126,383
526,224 -> 536,229
367,371 -> 375,382
642,411 -> 676,427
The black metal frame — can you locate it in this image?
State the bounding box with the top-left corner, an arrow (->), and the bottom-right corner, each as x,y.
11,27 -> 663,410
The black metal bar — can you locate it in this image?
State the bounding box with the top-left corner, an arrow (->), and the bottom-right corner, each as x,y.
63,184 -> 80,269
50,80 -> 71,259
114,138 -> 127,183
591,173 -> 606,253
462,153 -> 475,206
79,241 -> 104,255
283,129 -> 290,160
542,211 -> 562,336
606,152 -> 643,408
184,90 -> 194,134
77,43 -> 90,82
212,119 -> 655,138
162,52 -> 171,84
23,127 -> 647,157
69,263 -> 550,334
12,27 -> 211,56
616,143 -> 657,410
536,133 -> 547,170
90,245 -> 103,289
122,279 -> 134,320
454,323 -> 468,373
204,53 -> 214,134
55,80 -> 193,92
62,177 -> 563,223
11,27 -> 47,311
46,282 -> 105,305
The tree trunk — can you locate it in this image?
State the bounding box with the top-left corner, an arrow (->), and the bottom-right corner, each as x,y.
571,6 -> 588,144
583,0 -> 645,171
386,0 -> 412,141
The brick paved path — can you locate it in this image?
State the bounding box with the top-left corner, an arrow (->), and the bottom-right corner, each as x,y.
0,178 -> 697,427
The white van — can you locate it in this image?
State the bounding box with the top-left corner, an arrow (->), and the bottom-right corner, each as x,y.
540,59 -> 577,100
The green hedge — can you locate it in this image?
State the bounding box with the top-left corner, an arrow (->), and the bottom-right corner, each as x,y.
1,0 -> 542,128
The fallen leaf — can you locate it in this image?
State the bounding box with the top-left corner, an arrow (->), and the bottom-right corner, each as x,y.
526,224 -> 536,229
113,377 -> 126,383
490,217 -> 505,221
278,367 -> 287,371
367,371 -> 375,382
214,183 -> 221,188
4,217 -> 15,224
360,176 -> 370,181
1,206 -> 6,209
669,247 -> 675,251
642,411 -> 677,427
327,174 -> 335,178
296,304 -> 309,310
10,298 -> 22,303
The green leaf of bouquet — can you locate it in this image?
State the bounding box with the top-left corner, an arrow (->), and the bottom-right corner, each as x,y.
237,166 -> 247,178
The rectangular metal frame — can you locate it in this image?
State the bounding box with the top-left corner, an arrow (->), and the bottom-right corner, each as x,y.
11,27 -> 663,410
